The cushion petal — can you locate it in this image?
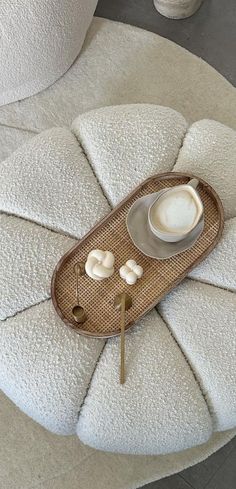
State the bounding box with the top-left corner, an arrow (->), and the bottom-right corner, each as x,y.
174,120 -> 236,219
0,214 -> 75,320
0,127 -> 110,237
72,104 -> 187,204
0,301 -> 105,434
189,218 -> 236,292
159,280 -> 236,431
77,310 -> 212,454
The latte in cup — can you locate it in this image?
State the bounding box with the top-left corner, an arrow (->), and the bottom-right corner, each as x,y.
153,189 -> 198,232
148,183 -> 203,242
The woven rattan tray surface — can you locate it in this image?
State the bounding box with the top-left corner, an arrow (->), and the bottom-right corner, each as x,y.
51,172 -> 224,338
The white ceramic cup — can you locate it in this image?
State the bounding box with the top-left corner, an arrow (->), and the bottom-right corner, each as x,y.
148,179 -> 203,242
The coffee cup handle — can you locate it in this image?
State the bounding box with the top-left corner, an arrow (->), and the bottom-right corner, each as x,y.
188,178 -> 199,189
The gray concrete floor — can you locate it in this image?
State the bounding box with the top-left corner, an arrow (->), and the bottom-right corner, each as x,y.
96,0 -> 236,86
95,1 -> 236,488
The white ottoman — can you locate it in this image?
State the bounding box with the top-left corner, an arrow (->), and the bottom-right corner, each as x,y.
0,104 -> 235,455
0,0 -> 98,107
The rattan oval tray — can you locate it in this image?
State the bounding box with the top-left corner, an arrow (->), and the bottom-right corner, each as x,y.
51,172 -> 224,338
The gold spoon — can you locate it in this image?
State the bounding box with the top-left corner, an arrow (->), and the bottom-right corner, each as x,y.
114,292 -> 132,384
72,262 -> 87,324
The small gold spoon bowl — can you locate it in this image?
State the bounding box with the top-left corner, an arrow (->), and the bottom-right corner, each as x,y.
72,304 -> 87,323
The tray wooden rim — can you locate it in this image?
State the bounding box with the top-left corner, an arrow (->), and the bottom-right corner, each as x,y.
51,172 -> 224,338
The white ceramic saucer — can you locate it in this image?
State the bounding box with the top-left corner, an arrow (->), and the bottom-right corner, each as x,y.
126,189 -> 204,260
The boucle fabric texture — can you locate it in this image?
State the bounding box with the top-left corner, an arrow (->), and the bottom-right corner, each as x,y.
0,126 -> 35,162
0,0 -> 98,106
77,310 -> 212,454
159,280 -> 236,432
0,18 -> 235,133
1,392 -> 235,489
0,104 -> 235,457
72,104 -> 187,204
0,301 -> 104,434
188,217 -> 236,292
0,214 -> 75,320
0,127 -> 110,238
174,119 -> 236,219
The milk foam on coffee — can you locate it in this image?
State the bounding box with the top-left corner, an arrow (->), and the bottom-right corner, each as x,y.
153,189 -> 198,233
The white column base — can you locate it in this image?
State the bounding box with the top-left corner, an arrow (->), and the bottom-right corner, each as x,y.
154,0 -> 204,19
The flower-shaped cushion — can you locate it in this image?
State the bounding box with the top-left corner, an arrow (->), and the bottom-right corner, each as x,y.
0,105 -> 235,455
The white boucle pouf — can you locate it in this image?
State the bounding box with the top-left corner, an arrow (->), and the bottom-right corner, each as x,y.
0,18 -> 235,136
0,104 -> 235,487
0,0 -> 98,106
